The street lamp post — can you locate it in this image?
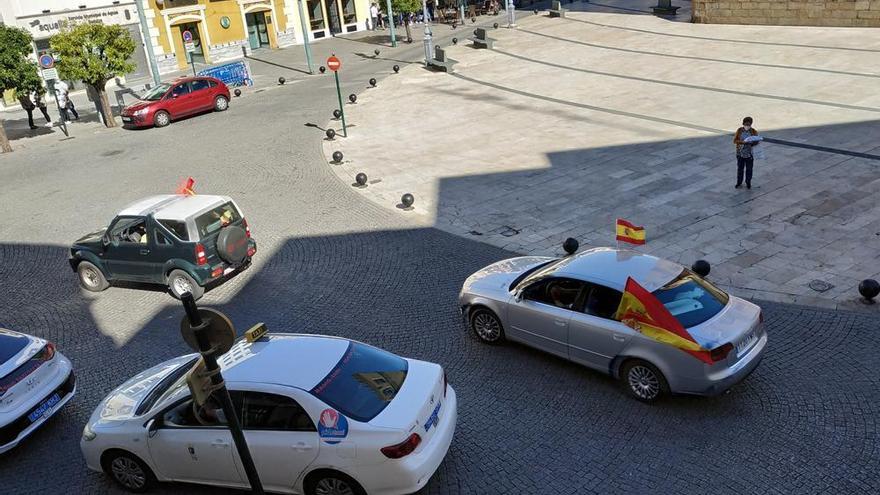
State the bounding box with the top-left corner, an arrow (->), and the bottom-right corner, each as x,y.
297,0 -> 315,73
134,0 -> 161,85
506,0 -> 516,28
423,25 -> 433,66
385,0 -> 397,47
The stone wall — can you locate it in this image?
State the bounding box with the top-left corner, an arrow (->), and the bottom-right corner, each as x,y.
692,0 -> 880,27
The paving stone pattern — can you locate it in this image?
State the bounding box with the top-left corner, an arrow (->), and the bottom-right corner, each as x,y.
0,13 -> 878,495
327,8 -> 880,312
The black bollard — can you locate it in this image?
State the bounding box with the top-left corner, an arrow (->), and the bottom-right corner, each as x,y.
472,17 -> 476,23
332,151 -> 343,163
325,128 -> 336,140
859,279 -> 879,303
401,193 -> 415,208
534,9 -> 538,14
333,109 -> 341,119
233,88 -> 241,97
278,76 -> 285,85
355,173 -> 368,186
452,37 -> 458,45
452,22 -> 457,29
349,94 -> 357,103
393,65 -> 400,73
563,238 -> 579,255
369,78 -> 377,87
374,49 -> 380,57
319,65 -> 326,74
692,260 -> 711,277
493,22 -> 499,29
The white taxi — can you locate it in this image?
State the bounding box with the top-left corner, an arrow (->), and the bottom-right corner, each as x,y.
80,333 -> 457,494
0,328 -> 75,454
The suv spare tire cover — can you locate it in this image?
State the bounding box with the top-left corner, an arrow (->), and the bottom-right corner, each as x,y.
216,226 -> 248,264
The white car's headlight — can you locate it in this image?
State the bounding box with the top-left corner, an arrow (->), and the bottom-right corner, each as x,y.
82,424 -> 96,441
132,108 -> 150,116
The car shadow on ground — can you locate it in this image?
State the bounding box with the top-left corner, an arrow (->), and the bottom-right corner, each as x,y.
2,216 -> 877,492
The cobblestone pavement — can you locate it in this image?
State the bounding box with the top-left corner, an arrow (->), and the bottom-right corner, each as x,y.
1,10 -> 879,495
326,5 -> 880,311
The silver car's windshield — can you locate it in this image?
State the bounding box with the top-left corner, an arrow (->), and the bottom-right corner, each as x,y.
513,258 -> 566,291
652,270 -> 729,328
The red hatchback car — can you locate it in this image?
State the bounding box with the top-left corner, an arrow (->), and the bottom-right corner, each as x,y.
121,76 -> 230,128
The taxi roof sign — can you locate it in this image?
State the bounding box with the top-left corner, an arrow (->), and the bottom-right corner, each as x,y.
245,323 -> 268,343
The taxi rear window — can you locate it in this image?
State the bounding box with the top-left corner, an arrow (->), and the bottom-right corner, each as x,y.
194,202 -> 241,239
310,342 -> 408,423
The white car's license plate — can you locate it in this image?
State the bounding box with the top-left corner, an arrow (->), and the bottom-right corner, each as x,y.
736,329 -> 758,357
28,393 -> 61,423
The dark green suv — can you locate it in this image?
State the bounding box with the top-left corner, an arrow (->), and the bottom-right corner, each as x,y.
69,194 -> 257,299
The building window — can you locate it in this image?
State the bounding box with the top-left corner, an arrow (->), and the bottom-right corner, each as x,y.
308,0 -> 325,31
342,0 -> 357,24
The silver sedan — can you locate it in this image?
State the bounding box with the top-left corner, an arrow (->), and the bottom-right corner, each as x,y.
459,247 -> 766,402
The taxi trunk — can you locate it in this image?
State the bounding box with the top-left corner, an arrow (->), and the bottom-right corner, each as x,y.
368,360 -> 447,456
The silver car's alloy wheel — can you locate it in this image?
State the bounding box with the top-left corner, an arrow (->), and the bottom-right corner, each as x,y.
80,266 -> 100,288
314,478 -> 355,495
172,276 -> 192,296
473,312 -> 501,342
628,365 -> 661,400
110,457 -> 146,490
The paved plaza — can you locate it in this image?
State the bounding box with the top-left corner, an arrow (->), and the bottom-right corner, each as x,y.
327,5 -> 880,311
1,5 -> 879,494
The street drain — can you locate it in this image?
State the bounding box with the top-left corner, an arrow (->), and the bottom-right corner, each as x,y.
808,280 -> 834,292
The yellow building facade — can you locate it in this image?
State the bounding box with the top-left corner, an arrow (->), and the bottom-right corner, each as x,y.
138,0 -> 370,73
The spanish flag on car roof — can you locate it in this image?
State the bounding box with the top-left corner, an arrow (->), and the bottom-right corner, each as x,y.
615,277 -> 713,364
616,219 -> 645,245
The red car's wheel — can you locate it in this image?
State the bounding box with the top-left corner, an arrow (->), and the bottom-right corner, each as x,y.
153,110 -> 170,128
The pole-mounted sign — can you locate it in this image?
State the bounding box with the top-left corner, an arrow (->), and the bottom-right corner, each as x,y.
178,293 -> 264,494
328,55 -> 347,137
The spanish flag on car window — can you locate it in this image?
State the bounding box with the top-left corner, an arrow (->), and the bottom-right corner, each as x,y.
616,219 -> 645,245
615,277 -> 713,364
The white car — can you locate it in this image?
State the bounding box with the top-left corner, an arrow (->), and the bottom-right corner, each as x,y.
0,328 -> 75,454
81,333 -> 457,494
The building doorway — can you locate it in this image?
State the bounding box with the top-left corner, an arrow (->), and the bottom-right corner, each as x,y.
327,0 -> 342,34
177,22 -> 205,65
245,12 -> 271,50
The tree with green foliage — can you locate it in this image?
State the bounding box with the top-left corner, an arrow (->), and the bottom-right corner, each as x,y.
391,0 -> 422,43
0,25 -> 42,153
51,23 -> 136,128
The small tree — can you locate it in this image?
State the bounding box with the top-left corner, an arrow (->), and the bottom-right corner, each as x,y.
391,0 -> 422,43
51,23 -> 136,128
0,26 -> 42,153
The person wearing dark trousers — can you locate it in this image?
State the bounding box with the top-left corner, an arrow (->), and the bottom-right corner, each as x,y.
33,91 -> 53,126
17,93 -> 39,129
733,116 -> 758,189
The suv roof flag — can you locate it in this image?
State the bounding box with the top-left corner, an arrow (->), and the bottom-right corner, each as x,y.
176,177 -> 196,195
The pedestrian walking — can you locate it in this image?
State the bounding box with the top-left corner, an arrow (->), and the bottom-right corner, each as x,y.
733,116 -> 759,189
55,80 -> 79,123
370,3 -> 380,30
32,90 -> 54,127
17,92 -> 39,130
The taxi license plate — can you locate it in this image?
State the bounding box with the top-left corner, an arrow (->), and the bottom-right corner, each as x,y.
28,393 -> 61,423
122,116 -> 132,122
736,329 -> 758,357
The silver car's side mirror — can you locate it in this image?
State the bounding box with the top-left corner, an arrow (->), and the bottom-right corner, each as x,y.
514,290 -> 523,303
146,418 -> 160,438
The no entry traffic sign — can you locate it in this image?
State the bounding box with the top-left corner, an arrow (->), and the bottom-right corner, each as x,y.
327,56 -> 341,72
39,54 -> 54,69
182,30 -> 193,43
